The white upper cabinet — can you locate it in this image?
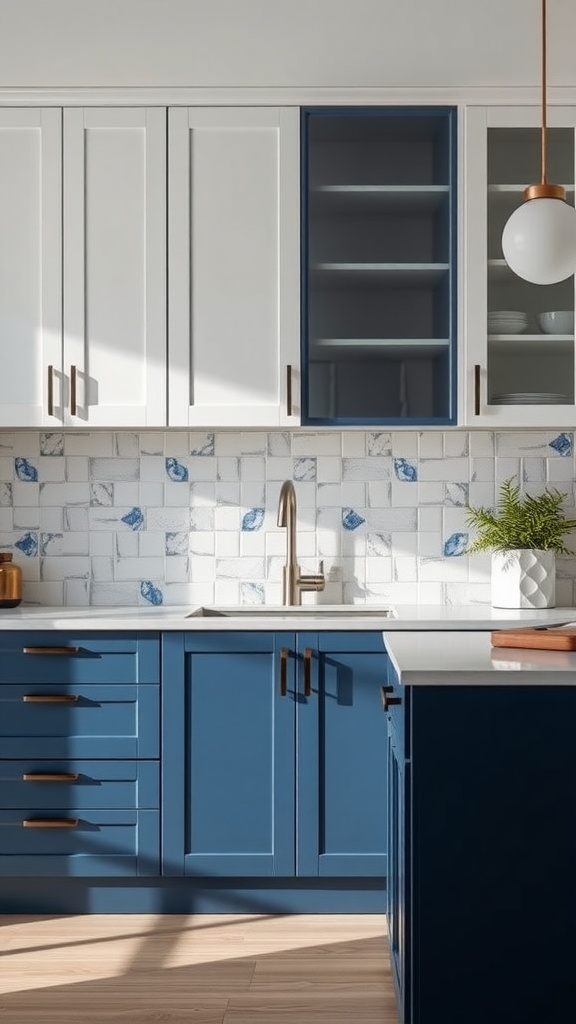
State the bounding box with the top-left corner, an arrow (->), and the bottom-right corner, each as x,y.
168,107 -> 300,427
0,107 -> 166,428
463,105 -> 576,427
63,108 -> 166,426
0,109 -> 62,427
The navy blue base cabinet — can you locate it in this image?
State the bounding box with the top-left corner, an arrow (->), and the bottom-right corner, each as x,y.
384,671 -> 576,1024
0,632 -> 160,880
162,631 -> 388,892
0,628 -> 388,913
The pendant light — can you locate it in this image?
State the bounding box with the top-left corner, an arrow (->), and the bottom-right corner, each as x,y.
501,0 -> 576,285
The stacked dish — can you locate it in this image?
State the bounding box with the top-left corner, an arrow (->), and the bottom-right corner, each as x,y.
488,310 -> 529,335
492,392 -> 570,405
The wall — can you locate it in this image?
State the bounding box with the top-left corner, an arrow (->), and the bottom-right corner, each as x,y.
1,428 -> 575,608
0,0 -> 575,91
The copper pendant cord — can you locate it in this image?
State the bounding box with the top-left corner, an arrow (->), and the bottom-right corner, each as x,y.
524,0 -> 566,202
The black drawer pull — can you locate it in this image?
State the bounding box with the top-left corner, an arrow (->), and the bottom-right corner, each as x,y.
23,772 -> 79,782
22,694 -> 79,703
279,647 -> 289,697
22,818 -> 78,828
303,647 -> 313,697
23,646 -> 80,655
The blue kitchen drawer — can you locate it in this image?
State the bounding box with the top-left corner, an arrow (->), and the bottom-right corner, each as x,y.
0,808 -> 160,876
0,684 -> 159,758
0,633 -> 160,686
0,760 -> 159,809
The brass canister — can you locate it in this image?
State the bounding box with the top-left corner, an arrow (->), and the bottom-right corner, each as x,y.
0,552 -> 22,608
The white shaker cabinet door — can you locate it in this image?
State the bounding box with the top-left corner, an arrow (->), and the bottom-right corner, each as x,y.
0,109 -> 62,427
168,107 -> 300,427
463,105 -> 576,427
63,108 -> 166,426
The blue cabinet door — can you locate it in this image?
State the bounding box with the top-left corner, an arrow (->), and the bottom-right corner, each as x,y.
296,632 -> 389,877
162,632 -> 296,877
387,722 -> 409,1023
301,106 -> 457,426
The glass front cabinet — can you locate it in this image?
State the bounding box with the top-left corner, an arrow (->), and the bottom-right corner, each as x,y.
301,106 -> 457,426
464,106 -> 576,426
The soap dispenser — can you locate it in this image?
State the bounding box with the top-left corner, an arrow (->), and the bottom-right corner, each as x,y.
0,552 -> 22,608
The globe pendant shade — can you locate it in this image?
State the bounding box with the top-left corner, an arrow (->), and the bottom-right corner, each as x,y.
502,197 -> 576,284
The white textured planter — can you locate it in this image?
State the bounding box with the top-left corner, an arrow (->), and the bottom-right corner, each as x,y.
491,549 -> 556,609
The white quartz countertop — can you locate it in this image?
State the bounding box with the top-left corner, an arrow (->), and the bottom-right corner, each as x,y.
384,629 -> 576,686
1,603 -> 576,631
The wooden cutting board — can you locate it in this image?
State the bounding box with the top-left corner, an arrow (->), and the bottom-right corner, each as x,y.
491,626 -> 576,650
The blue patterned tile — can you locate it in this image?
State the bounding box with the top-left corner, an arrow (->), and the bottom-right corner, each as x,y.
549,432 -> 573,457
165,457 -> 189,482
140,580 -> 163,605
443,532 -> 468,557
15,458 -> 38,482
393,458 -> 418,482
0,482 -> 12,506
15,532 -> 38,557
40,433 -> 64,456
121,507 -> 145,531
241,508 -> 265,532
342,508 -> 365,531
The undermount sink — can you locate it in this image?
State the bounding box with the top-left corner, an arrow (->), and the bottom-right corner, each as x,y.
186,605 -> 396,618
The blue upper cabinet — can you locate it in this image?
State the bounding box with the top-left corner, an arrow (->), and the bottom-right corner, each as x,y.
301,106 -> 457,426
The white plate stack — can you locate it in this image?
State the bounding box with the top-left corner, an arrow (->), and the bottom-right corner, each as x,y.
488,310 -> 529,335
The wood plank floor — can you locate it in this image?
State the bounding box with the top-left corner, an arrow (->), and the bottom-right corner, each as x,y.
0,914 -> 398,1023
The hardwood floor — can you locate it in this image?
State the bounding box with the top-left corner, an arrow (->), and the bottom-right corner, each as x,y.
0,914 -> 397,1023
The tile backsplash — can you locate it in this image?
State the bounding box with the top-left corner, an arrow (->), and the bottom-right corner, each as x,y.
1,428 -> 576,608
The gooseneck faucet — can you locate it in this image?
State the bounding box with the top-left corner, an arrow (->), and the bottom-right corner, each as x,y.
277,480 -> 325,606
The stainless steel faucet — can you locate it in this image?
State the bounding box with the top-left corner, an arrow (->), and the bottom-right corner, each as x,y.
277,480 -> 325,606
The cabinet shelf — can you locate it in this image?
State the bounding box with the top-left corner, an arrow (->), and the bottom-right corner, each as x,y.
311,185 -> 449,213
488,334 -> 573,349
312,338 -> 450,359
311,263 -> 449,286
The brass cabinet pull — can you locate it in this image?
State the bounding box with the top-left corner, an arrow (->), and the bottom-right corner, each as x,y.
474,364 -> 481,416
23,646 -> 80,655
23,773 -> 79,782
279,647 -> 289,697
22,694 -> 78,703
22,818 -> 78,828
380,685 -> 401,711
286,364 -> 292,417
303,647 -> 312,697
47,365 -> 54,417
70,364 -> 77,415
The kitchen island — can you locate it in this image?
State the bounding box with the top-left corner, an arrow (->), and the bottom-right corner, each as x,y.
382,630 -> 576,1024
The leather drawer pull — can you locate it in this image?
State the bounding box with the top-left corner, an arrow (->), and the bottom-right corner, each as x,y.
22,694 -> 79,703
23,773 -> 79,782
22,818 -> 79,828
23,646 -> 80,655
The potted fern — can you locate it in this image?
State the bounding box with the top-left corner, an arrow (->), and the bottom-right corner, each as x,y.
465,477 -> 576,608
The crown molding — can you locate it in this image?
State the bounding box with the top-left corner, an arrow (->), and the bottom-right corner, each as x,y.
0,85 -> 575,106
